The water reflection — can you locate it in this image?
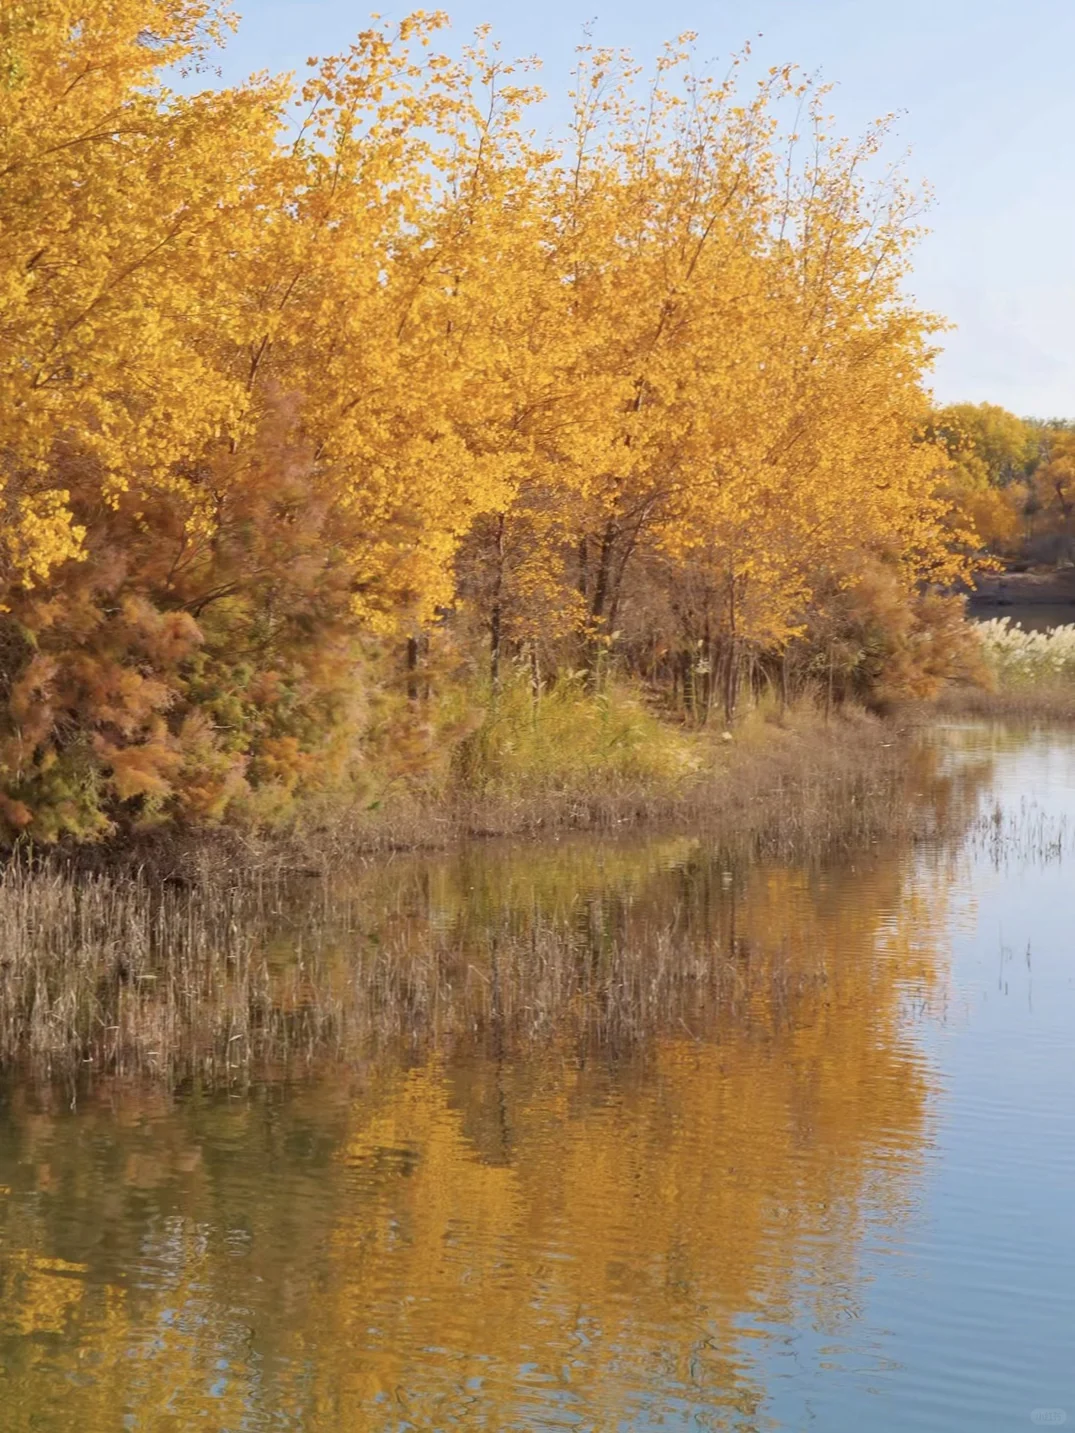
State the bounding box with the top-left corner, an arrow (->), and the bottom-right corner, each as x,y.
0,807 -> 974,1430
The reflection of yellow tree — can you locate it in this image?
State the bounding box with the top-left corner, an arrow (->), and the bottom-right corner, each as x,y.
0,1254 -> 87,1337
0,843 -> 957,1430
273,854 -> 954,1429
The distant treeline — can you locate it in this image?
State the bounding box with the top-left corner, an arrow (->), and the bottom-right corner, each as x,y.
930,404 -> 1075,563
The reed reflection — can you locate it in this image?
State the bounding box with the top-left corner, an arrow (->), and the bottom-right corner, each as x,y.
0,827 -> 957,1430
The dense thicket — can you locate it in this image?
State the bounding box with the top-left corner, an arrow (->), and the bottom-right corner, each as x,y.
0,2 -> 973,841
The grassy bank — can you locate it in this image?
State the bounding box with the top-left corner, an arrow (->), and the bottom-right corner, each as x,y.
308,699 -> 919,855
0,703 -> 957,1085
935,686 -> 1075,721
50,694 -> 924,880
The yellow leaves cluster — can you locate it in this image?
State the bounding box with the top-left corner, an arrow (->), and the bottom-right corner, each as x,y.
0,5 -> 965,836
0,0 -> 277,571
0,4 -> 955,634
445,41 -> 961,668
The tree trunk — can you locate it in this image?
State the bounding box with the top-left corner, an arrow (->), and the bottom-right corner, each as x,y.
681,649 -> 695,723
723,578 -> 738,725
702,616 -> 713,725
489,513 -> 506,693
406,636 -> 420,702
585,520 -> 618,686
589,521 -> 616,623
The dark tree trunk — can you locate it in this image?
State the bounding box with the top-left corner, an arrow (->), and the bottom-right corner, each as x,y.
585,520 -> 618,686
589,520 -> 617,626
406,636 -> 420,702
489,513 -> 506,693
723,578 -> 738,725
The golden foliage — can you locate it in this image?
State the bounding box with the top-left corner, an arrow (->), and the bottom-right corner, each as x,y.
0,7 -> 966,839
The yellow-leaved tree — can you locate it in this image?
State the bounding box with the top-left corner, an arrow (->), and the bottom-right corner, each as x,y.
0,7 -> 968,841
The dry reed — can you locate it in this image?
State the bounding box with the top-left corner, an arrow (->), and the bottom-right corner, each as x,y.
0,858 -> 835,1087
0,714 -> 967,1087
290,707 -> 931,861
934,685 -> 1075,723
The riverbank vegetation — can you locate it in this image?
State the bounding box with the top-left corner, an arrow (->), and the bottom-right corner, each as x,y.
938,618 -> 1075,721
0,721 -> 978,1083
0,0 -> 991,853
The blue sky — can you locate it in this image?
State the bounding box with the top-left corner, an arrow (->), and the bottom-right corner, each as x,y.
211,1 -> 1075,418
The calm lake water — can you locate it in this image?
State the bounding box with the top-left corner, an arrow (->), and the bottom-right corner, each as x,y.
968,600 -> 1075,633
1,725 -> 1074,1431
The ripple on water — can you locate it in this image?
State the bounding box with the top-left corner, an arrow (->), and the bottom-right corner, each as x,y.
1,725 -> 1075,1429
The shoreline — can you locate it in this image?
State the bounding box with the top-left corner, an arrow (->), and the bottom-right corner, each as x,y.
0,708 -> 954,1086
0,708 -> 1014,1084
966,567 -> 1075,622
934,687 -> 1075,722
22,707 -> 927,884
4,694 -> 1070,885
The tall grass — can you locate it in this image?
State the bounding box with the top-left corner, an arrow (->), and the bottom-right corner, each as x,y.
938,619 -> 1075,720
976,618 -> 1075,686
0,858 -> 821,1085
451,671 -> 701,799
301,686 -> 918,853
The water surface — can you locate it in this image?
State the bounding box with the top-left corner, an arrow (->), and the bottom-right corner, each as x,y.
1,725 -> 1073,1430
